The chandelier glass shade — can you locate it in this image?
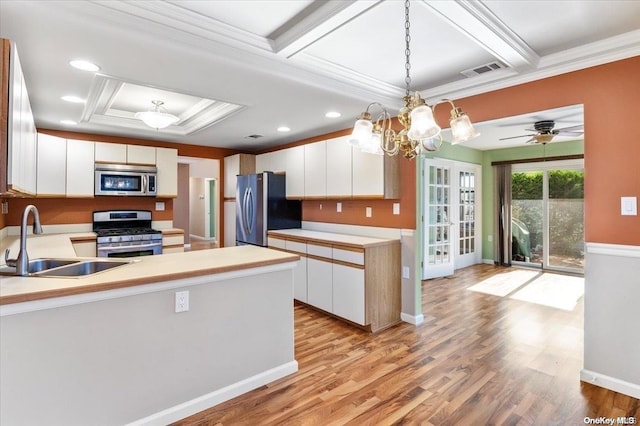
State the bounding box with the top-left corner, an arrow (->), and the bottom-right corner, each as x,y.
350,0 -> 479,159
135,100 -> 179,129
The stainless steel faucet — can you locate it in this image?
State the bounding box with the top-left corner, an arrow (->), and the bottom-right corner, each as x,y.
4,204 -> 43,276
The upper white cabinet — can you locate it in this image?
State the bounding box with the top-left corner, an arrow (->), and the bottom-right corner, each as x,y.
256,150 -> 286,173
304,141 -> 326,198
36,133 -> 66,196
352,148 -> 400,199
6,42 -> 37,196
126,145 -> 156,165
156,147 -> 178,197
223,154 -> 255,199
94,142 -> 126,163
285,145 -> 305,199
66,140 -> 95,197
326,136 -> 352,198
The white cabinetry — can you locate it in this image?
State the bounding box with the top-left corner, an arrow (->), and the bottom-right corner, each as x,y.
66,140 -> 95,197
307,257 -> 333,313
94,142 -> 126,163
304,141 -> 326,198
332,264 -> 365,325
223,200 -> 236,247
126,145 -> 156,165
285,146 -> 305,199
156,147 -> 178,197
6,42 -> 37,195
256,150 -> 286,173
285,240 -> 307,302
352,149 -> 384,197
326,136 -> 352,197
36,133 -> 66,196
223,154 -> 255,199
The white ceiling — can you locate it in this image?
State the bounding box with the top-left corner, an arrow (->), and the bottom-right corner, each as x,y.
1,1 -> 639,152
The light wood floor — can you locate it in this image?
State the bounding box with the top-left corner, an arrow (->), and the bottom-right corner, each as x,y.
173,264 -> 639,425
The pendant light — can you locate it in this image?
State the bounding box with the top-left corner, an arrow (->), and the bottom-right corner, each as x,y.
135,100 -> 179,130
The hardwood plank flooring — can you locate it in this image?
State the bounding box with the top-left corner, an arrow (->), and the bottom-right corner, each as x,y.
173,264 -> 639,425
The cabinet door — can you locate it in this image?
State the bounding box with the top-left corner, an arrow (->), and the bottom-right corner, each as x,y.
156,147 -> 178,197
255,153 -> 270,173
352,148 -> 384,197
326,136 -> 352,197
127,145 -> 156,165
285,146 -> 305,199
292,256 -> 308,302
95,142 -> 126,163
36,133 -> 66,196
66,140 -> 95,197
19,78 -> 37,195
223,154 -> 240,198
223,200 -> 236,247
307,258 -> 333,312
333,263 -> 366,325
304,141 -> 326,198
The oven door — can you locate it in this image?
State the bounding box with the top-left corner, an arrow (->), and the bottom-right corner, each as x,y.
95,171 -> 147,196
97,241 -> 162,258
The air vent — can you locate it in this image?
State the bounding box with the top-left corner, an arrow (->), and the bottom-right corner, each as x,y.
461,61 -> 506,78
245,134 -> 264,139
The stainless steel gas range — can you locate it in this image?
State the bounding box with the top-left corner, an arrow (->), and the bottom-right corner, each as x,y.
93,210 -> 162,258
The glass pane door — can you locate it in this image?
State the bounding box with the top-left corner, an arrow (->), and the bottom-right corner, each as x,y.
511,171 -> 544,266
548,169 -> 584,270
455,166 -> 481,269
423,159 -> 454,279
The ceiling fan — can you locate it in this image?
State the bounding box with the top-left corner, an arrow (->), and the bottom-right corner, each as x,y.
499,120 -> 584,144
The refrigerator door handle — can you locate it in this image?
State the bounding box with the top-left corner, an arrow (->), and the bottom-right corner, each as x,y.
242,187 -> 250,235
246,186 -> 254,234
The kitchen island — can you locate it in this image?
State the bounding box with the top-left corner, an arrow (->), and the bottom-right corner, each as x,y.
0,245 -> 299,425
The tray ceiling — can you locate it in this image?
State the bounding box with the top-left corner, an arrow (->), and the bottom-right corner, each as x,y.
0,0 -> 638,150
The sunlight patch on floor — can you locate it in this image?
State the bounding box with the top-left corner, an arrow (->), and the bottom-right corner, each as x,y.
467,269 -> 539,296
510,273 -> 584,311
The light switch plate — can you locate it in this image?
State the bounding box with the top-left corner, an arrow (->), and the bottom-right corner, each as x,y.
621,196 -> 637,216
155,201 -> 165,211
365,207 -> 372,218
402,266 -> 410,279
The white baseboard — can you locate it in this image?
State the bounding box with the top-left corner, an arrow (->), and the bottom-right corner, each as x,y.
401,312 -> 424,325
580,369 -> 640,399
127,360 -> 299,426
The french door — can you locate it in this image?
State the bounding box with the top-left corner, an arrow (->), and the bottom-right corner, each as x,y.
511,159 -> 584,273
423,159 -> 481,279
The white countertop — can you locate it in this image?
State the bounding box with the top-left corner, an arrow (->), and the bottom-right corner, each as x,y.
268,228 -> 399,248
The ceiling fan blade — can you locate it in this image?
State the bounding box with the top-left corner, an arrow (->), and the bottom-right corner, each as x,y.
525,138 -> 537,144
499,133 -> 536,141
556,124 -> 584,132
557,130 -> 584,136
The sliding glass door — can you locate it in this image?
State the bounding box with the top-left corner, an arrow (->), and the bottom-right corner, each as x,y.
511,160 -> 584,273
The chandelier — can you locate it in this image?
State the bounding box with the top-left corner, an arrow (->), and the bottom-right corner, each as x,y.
135,100 -> 179,129
349,0 -> 479,159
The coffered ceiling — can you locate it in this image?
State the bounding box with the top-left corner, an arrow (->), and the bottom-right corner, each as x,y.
1,1 -> 639,151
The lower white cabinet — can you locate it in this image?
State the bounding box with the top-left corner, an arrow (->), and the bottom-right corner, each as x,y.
223,201 -> 236,247
307,258 -> 333,313
332,264 -> 365,325
292,256 -> 308,302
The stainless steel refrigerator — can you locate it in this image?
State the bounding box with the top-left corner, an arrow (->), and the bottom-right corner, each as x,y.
236,172 -> 301,246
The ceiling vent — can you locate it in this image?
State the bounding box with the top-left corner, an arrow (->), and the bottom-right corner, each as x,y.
461,61 -> 506,78
245,134 -> 264,139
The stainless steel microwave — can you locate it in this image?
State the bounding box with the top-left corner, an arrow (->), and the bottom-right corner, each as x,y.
94,164 -> 157,196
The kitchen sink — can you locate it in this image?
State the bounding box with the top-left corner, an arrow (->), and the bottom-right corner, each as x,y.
36,260 -> 132,277
0,258 -> 132,277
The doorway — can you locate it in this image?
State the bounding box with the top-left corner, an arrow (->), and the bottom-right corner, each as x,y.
511,159 -> 584,273
422,158 -> 482,279
204,178 -> 217,241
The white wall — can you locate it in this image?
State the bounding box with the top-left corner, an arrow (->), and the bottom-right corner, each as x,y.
581,243 -> 640,399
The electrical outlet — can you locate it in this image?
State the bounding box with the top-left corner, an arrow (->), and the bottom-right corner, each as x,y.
1,201 -> 7,215
393,203 -> 400,215
402,266 -> 410,279
175,291 -> 189,313
319,203 -> 323,210
487,235 -> 493,242
336,202 -> 342,213
366,207 -> 372,218
155,201 -> 165,211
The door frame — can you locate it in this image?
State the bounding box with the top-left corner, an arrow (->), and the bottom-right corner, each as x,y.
204,177 -> 218,242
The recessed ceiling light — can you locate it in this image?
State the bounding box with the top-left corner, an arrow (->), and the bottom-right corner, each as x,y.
325,111 -> 341,118
60,120 -> 77,125
277,126 -> 291,132
69,59 -> 100,72
61,95 -> 86,104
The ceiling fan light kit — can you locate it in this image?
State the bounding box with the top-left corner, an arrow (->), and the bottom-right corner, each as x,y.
134,100 -> 179,130
350,0 -> 479,159
499,119 -> 584,145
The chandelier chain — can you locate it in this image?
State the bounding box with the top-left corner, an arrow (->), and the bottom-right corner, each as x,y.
404,0 -> 411,97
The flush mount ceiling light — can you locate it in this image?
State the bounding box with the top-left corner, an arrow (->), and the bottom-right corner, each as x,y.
325,111 -> 341,118
349,0 -> 479,159
69,59 -> 100,72
61,95 -> 86,103
277,126 -> 291,132
134,100 -> 180,130
60,119 -> 77,125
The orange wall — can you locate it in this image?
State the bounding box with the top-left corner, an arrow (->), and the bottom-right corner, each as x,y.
450,57 -> 640,246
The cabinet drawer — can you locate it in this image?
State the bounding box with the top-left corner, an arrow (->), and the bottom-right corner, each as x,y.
268,237 -> 286,249
285,240 -> 307,254
163,235 -> 184,246
332,247 -> 364,265
307,243 -> 332,258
